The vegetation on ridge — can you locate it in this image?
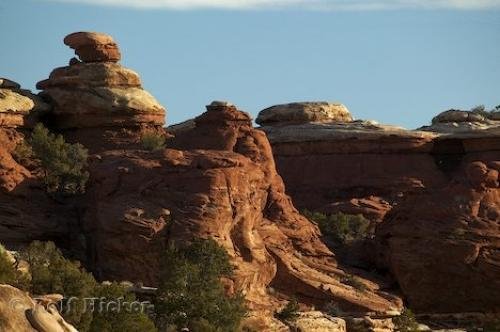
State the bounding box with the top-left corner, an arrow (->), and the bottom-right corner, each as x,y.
140,130 -> 166,151
15,124 -> 89,195
274,298 -> 300,322
393,308 -> 419,332
303,210 -> 371,245
1,241 -> 156,332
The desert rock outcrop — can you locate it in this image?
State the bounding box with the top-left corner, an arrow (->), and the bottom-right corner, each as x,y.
258,112 -> 444,224
256,102 -> 352,126
420,107 -> 500,134
0,78 -> 49,128
83,101 -> 401,315
259,102 -> 500,313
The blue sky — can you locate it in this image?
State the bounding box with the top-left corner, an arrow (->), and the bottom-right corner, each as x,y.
1,0 -> 499,128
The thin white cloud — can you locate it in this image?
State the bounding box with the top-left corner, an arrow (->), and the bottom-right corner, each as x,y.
41,0 -> 500,10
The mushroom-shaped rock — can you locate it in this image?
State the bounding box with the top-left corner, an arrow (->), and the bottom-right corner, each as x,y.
257,102 -> 352,126
64,31 -> 121,63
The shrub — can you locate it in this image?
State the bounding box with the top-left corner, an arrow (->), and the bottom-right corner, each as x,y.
471,104 -> 486,113
22,241 -> 96,330
21,241 -> 156,332
89,282 -> 157,332
140,131 -> 166,151
303,210 -> 371,244
393,308 -> 419,332
155,238 -> 247,332
323,302 -> 343,317
483,320 -> 500,332
0,244 -> 29,290
29,124 -> 89,195
341,274 -> 367,292
274,298 -> 300,322
0,245 -> 16,285
12,140 -> 33,165
187,318 -> 221,332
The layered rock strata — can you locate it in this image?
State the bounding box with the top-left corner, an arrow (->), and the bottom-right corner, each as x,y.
259,114 -> 444,223
258,103 -> 500,313
84,101 -> 401,315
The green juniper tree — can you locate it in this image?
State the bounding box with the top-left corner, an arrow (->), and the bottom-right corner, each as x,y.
29,124 -> 89,195
155,238 -> 247,331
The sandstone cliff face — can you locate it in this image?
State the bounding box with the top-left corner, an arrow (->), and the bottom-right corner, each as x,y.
376,151 -> 500,313
83,101 -> 401,314
259,116 -> 446,224
0,78 -> 73,249
259,103 -> 500,313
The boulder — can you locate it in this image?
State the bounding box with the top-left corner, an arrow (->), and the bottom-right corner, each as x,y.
0,78 -> 21,89
289,311 -> 346,332
256,102 -> 352,126
421,109 -> 500,134
0,89 -> 33,127
64,31 -> 121,63
0,78 -> 50,128
346,316 -> 395,332
432,109 -> 486,123
0,284 -> 77,332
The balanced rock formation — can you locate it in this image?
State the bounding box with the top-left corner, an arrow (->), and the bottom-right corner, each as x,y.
64,31 -> 121,63
84,101 -> 401,315
36,32 -> 165,150
256,102 -> 352,126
